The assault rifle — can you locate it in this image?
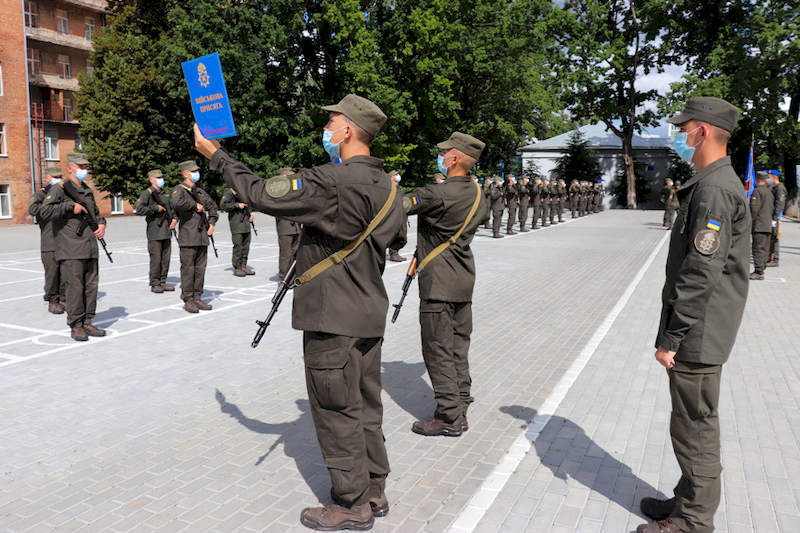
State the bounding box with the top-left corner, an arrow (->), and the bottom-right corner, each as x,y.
391,252 -> 418,323
241,205 -> 258,236
187,185 -> 218,257
151,188 -> 177,240
63,180 -> 113,263
252,260 -> 296,348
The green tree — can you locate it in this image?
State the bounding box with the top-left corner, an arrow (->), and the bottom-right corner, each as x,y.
553,129 -> 601,185
665,152 -> 694,186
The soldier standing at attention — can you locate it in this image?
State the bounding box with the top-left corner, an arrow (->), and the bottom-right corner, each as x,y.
28,166 -> 66,314
517,175 -> 530,232
483,178 -> 493,230
504,175 -> 518,235
530,177 -> 542,228
661,178 -> 675,228
134,169 -> 177,293
569,179 -> 580,219
387,170 -> 407,262
39,153 -> 107,341
540,178 -> 551,227
548,178 -> 559,225
767,173 -> 787,267
490,176 -> 504,238
557,179 -> 567,222
171,160 -> 218,313
749,171 -> 774,281
194,94 -> 406,531
638,97 -> 750,533
219,187 -> 256,277
404,132 -> 489,437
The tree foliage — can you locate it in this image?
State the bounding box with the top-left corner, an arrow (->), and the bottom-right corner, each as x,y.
553,130 -> 601,185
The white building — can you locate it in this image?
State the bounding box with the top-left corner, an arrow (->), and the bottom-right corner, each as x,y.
519,122 -> 676,209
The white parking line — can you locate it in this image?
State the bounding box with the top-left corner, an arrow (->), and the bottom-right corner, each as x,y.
447,229 -> 669,533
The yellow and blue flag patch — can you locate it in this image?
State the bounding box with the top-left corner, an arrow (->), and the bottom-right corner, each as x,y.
706,218 -> 721,231
291,178 -> 302,191
411,195 -> 419,206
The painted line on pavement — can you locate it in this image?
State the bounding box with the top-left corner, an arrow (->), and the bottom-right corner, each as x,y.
448,229 -> 670,533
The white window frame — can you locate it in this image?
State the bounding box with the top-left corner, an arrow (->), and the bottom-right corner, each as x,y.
0,185 -> 12,219
57,55 -> 71,80
63,98 -> 72,121
0,123 -> 7,156
84,17 -> 96,41
56,9 -> 69,35
27,48 -> 41,75
111,194 -> 124,215
24,1 -> 39,28
44,127 -> 59,161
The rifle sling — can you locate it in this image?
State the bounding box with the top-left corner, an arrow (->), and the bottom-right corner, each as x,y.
294,177 -> 397,287
417,180 -> 481,272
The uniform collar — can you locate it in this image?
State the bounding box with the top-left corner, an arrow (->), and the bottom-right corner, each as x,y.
679,156 -> 731,191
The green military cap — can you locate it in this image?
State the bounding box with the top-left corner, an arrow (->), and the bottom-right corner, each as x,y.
437,132 -> 485,160
388,169 -> 401,177
179,160 -> 199,172
67,152 -> 89,165
44,164 -> 62,176
667,97 -> 740,133
322,94 -> 387,137
756,171 -> 770,180
147,169 -> 163,179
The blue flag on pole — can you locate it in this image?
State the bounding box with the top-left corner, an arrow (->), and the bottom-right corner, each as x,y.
744,143 -> 755,199
182,52 -> 237,140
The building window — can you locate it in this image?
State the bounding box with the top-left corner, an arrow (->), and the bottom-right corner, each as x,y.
57,55 -> 71,80
111,194 -> 124,214
84,17 -> 96,41
44,128 -> 58,161
0,123 -> 6,156
74,131 -> 83,150
0,185 -> 11,219
56,9 -> 69,35
27,48 -> 41,75
24,1 -> 39,28
63,98 -> 73,121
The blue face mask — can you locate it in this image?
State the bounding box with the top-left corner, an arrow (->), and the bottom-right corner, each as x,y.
673,127 -> 701,163
51,178 -> 63,185
322,127 -> 345,164
437,155 -> 451,176
156,177 -> 165,188
75,168 -> 88,181
190,171 -> 200,183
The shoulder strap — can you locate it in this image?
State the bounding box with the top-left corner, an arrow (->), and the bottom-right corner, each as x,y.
418,180 -> 482,272
293,176 -> 397,286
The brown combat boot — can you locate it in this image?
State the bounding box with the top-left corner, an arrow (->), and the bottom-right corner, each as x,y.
749,272 -> 764,280
183,300 -> 199,313
48,301 -> 64,314
243,266 -> 256,275
331,489 -> 389,518
640,497 -> 675,521
160,284 -> 175,291
506,230 -> 517,235
493,233 -> 504,239
71,326 -> 88,342
83,323 -> 107,337
411,415 -> 465,437
766,260 -> 779,267
299,502 -> 374,531
194,299 -> 212,311
636,519 -> 685,533
388,252 -> 406,262
233,267 -> 247,277
151,284 -> 164,294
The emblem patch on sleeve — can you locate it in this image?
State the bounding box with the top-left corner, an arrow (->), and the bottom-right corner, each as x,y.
694,229 -> 720,255
265,175 -> 291,198
402,196 -> 412,213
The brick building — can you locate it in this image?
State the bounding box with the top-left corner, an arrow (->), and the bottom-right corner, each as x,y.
0,0 -> 133,225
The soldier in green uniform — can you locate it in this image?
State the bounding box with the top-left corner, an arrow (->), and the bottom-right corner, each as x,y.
39,153 -> 107,341
579,180 -> 589,216
219,187 -> 255,277
193,94 -> 407,531
171,160 -> 218,313
568,179 -> 580,218
387,170 -> 407,262
594,180 -> 604,212
489,176 -> 504,238
661,178 -> 675,228
638,97 -> 750,533
483,178 -> 493,230
28,165 -> 66,314
530,177 -> 542,229
517,175 -> 530,232
403,132 -> 489,437
548,178 -> 559,224
749,171 -> 774,281
767,173 -> 787,267
134,169 -> 177,293
540,178 -> 551,227
271,167 -> 302,278
504,175 -> 518,235
557,179 -> 567,222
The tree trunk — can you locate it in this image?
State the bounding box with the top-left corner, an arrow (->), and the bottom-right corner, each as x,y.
622,134 -> 637,209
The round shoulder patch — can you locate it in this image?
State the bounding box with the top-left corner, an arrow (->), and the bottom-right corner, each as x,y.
694,229 -> 720,256
265,175 -> 291,198
402,196 -> 412,213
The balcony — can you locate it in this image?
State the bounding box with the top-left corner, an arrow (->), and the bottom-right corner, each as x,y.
28,72 -> 80,92
61,0 -> 107,12
25,26 -> 93,51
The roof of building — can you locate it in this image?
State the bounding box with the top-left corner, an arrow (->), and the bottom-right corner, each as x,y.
521,122 -> 673,152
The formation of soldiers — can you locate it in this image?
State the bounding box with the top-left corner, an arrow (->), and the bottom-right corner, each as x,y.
484,174 -> 604,237
748,170 -> 788,279
25,94 -> 757,533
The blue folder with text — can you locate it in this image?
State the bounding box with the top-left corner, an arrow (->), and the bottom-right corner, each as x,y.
182,52 -> 237,140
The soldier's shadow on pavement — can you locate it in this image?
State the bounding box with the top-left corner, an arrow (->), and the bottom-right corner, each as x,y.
500,405 -> 664,520
214,389 -> 329,502
94,306 -> 127,326
381,361 -> 434,420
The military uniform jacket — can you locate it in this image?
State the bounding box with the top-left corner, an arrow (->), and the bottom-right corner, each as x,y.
503,184 -> 518,208
558,184 -> 567,200
135,186 -> 174,241
750,185 -> 774,233
28,186 -> 56,252
772,182 -> 787,220
210,149 -> 407,338
489,185 -> 504,211
406,176 -> 490,302
530,183 -> 542,206
657,157 -> 750,365
517,183 -> 530,204
38,181 -> 105,261
569,183 -> 579,200
276,217 -> 300,236
219,189 -> 252,234
171,183 -> 219,247
661,186 -> 672,205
